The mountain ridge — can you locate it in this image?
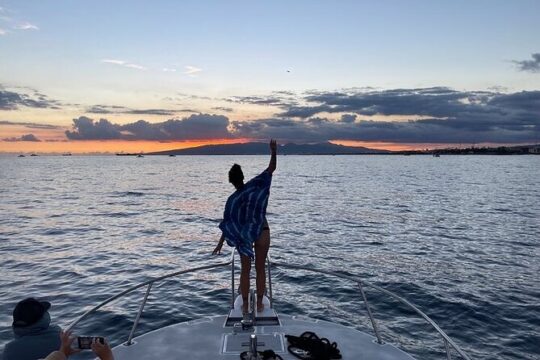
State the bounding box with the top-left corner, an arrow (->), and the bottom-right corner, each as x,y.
146,142 -> 389,155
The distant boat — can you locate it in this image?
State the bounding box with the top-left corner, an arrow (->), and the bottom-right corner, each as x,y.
30,153 -> 38,157
18,154 -> 25,157
116,153 -> 145,156
433,153 -> 440,157
62,153 -> 72,156
168,154 -> 176,157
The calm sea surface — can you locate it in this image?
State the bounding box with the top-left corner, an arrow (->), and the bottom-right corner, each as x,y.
0,155 -> 538,359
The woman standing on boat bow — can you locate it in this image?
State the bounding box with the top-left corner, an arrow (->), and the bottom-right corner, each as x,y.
213,139 -> 277,313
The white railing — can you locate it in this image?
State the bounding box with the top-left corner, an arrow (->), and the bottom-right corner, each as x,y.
65,253 -> 471,359
268,260 -> 472,360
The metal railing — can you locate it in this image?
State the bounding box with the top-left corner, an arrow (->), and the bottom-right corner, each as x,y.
65,256 -> 233,339
269,260 -> 472,360
65,253 -> 471,359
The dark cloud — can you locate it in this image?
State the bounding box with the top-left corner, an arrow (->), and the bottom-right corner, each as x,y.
0,89 -> 62,110
8,84 -> 534,145
86,105 -> 178,116
279,104 -> 334,118
225,93 -> 299,107
3,133 -> 41,142
160,114 -> 230,139
173,93 -> 213,101
124,109 -> 176,116
0,120 -> 62,129
212,106 -> 234,113
85,105 -> 126,114
231,118 -> 328,142
226,96 -> 286,106
264,87 -> 539,141
119,120 -> 166,140
280,87 -> 476,118
488,91 -> 540,112
230,87 -> 540,143
340,114 -> 357,123
65,87 -> 540,144
65,114 -> 231,140
65,117 -> 123,140
231,115 -> 539,144
273,90 -> 296,96
513,53 -> 540,73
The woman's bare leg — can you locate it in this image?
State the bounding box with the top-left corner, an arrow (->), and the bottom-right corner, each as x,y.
255,228 -> 270,312
240,254 -> 252,313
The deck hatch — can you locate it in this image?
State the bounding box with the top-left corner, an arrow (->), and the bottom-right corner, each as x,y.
222,333 -> 285,354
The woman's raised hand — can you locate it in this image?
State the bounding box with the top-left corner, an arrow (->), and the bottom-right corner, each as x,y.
269,139 -> 277,153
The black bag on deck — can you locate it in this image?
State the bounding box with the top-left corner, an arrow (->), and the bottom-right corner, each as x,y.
285,331 -> 342,360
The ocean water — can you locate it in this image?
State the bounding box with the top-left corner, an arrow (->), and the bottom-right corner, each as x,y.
0,155 -> 538,360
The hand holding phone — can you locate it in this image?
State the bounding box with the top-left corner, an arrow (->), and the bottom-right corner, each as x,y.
77,336 -> 105,349
59,330 -> 81,357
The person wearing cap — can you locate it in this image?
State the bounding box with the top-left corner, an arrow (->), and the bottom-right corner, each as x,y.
2,298 -> 62,360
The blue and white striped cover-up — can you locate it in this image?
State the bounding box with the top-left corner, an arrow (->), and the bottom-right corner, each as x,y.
219,170 -> 272,258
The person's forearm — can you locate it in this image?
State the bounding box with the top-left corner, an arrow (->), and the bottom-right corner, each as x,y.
268,148 -> 277,174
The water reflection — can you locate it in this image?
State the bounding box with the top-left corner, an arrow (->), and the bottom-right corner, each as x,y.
0,155 -> 538,359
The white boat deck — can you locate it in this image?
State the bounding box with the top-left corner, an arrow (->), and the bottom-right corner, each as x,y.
112,314 -> 415,359
111,296 -> 416,359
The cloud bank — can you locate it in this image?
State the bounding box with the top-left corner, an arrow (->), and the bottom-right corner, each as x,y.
513,53 -> 540,73
0,120 -> 62,129
3,133 -> 41,142
231,87 -> 540,143
5,86 -> 539,145
86,105 -> 179,116
65,114 -> 231,140
0,88 -> 62,110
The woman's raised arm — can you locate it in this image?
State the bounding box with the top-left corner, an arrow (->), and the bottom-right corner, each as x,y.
267,139 -> 277,174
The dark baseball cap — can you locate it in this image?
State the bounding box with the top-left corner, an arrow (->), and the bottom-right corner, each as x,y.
12,298 -> 51,327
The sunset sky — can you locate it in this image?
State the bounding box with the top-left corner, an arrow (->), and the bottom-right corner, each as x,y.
1,0 -> 539,153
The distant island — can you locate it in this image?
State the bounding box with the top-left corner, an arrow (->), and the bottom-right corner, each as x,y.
404,144 -> 540,156
144,142 -> 390,155
113,142 -> 540,156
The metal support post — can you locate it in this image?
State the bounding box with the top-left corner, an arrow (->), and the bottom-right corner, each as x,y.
358,281 -> 383,344
126,282 -> 153,345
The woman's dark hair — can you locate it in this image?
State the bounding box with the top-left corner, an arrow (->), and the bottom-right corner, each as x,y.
229,163 -> 244,187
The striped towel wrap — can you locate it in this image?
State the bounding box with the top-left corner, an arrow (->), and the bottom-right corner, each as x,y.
219,170 -> 272,258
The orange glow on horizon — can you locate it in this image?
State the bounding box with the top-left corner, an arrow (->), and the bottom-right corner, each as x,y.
0,138 -> 251,154
331,140 -> 461,151
0,138 -> 489,154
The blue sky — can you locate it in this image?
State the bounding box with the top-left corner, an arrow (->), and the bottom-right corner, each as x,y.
0,1 -> 539,151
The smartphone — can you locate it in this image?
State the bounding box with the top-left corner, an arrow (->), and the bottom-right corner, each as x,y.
77,336 -> 105,349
